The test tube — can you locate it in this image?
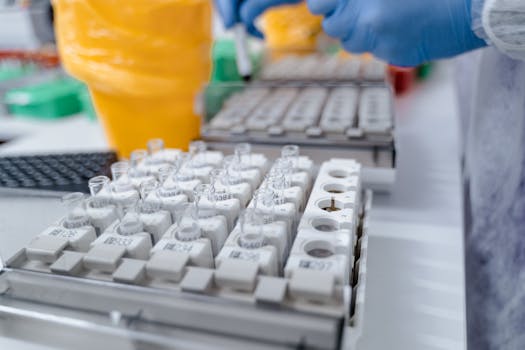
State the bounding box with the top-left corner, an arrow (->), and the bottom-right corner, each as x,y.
234,143 -> 252,169
174,154 -> 197,182
157,165 -> 173,185
209,168 -> 233,201
222,155 -> 244,185
188,140 -> 208,168
252,188 -> 276,224
266,172 -> 287,205
157,166 -> 183,197
173,204 -> 201,242
111,161 -> 135,193
147,139 -> 165,156
117,198 -> 144,236
238,209 -> 265,249
271,158 -> 293,189
281,145 -> 300,170
129,149 -> 149,176
139,179 -> 161,213
88,175 -> 111,208
130,149 -> 148,168
62,192 -> 90,229
193,184 -> 217,219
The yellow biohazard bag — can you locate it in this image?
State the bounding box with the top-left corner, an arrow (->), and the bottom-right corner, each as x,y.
262,2 -> 323,51
53,0 -> 213,157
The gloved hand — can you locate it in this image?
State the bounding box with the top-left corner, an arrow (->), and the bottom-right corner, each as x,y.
307,0 -> 487,66
215,0 -> 301,38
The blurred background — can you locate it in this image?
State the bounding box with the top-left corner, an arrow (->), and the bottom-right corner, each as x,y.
0,0 -> 434,157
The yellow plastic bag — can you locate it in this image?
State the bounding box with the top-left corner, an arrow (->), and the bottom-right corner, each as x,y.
262,2 -> 323,51
53,0 -> 213,157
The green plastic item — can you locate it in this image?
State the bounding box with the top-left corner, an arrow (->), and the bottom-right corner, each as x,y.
0,65 -> 36,82
4,77 -> 84,119
211,39 -> 262,82
417,62 -> 434,80
78,86 -> 97,121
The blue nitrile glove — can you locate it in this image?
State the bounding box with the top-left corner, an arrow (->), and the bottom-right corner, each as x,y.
307,0 -> 487,67
215,0 -> 301,38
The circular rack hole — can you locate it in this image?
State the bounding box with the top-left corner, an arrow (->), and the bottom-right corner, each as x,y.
312,217 -> 340,232
318,198 -> 344,212
328,169 -> 352,179
305,240 -> 335,258
323,183 -> 352,194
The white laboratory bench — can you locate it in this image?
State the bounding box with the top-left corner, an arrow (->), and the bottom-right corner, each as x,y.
0,62 -> 465,350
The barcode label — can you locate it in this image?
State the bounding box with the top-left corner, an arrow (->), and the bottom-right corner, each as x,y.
229,250 -> 260,262
299,260 -> 333,271
163,242 -> 193,253
104,237 -> 134,247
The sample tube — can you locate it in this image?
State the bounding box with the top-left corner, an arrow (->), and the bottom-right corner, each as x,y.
111,161 -> 135,193
147,138 -> 165,157
271,158 -> 293,189
62,192 -> 90,229
194,183 -> 217,219
222,155 -> 245,185
139,178 -> 161,213
234,143 -> 253,170
157,165 -> 184,197
129,149 -> 149,176
174,154 -> 197,182
281,144 -> 300,170
209,168 -> 233,201
238,208 -> 265,249
88,175 -> 112,208
117,197 -> 144,236
252,188 -> 276,224
174,204 -> 201,242
266,171 -> 287,205
188,140 -> 208,168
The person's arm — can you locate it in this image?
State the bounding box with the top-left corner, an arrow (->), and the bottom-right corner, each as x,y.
473,0 -> 525,60
306,0 -> 487,67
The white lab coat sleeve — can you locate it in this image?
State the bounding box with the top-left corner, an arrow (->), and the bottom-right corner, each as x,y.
472,0 -> 490,41
475,0 -> 525,60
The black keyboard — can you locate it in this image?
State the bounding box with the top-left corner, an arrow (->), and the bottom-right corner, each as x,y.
0,152 -> 118,193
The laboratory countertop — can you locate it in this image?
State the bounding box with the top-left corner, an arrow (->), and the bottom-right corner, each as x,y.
0,62 -> 465,350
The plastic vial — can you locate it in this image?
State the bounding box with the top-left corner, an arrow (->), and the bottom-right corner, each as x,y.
194,184 -> 218,219
174,204 -> 201,242
147,138 -> 165,160
129,149 -> 156,185
266,172 -> 288,206
86,175 -> 119,234
62,192 -> 91,229
188,140 -> 208,169
234,143 -> 253,170
222,155 -> 246,186
252,188 -> 276,224
117,199 -> 144,236
110,161 -> 139,207
210,168 -> 233,201
281,145 -> 300,170
88,175 -> 112,208
143,138 -> 182,174
156,166 -> 183,197
130,149 -> 148,173
111,161 -> 134,192
175,154 -> 198,181
238,209 -> 265,249
138,179 -> 161,214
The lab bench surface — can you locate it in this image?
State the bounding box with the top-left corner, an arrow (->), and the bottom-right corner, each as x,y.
0,62 -> 465,350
